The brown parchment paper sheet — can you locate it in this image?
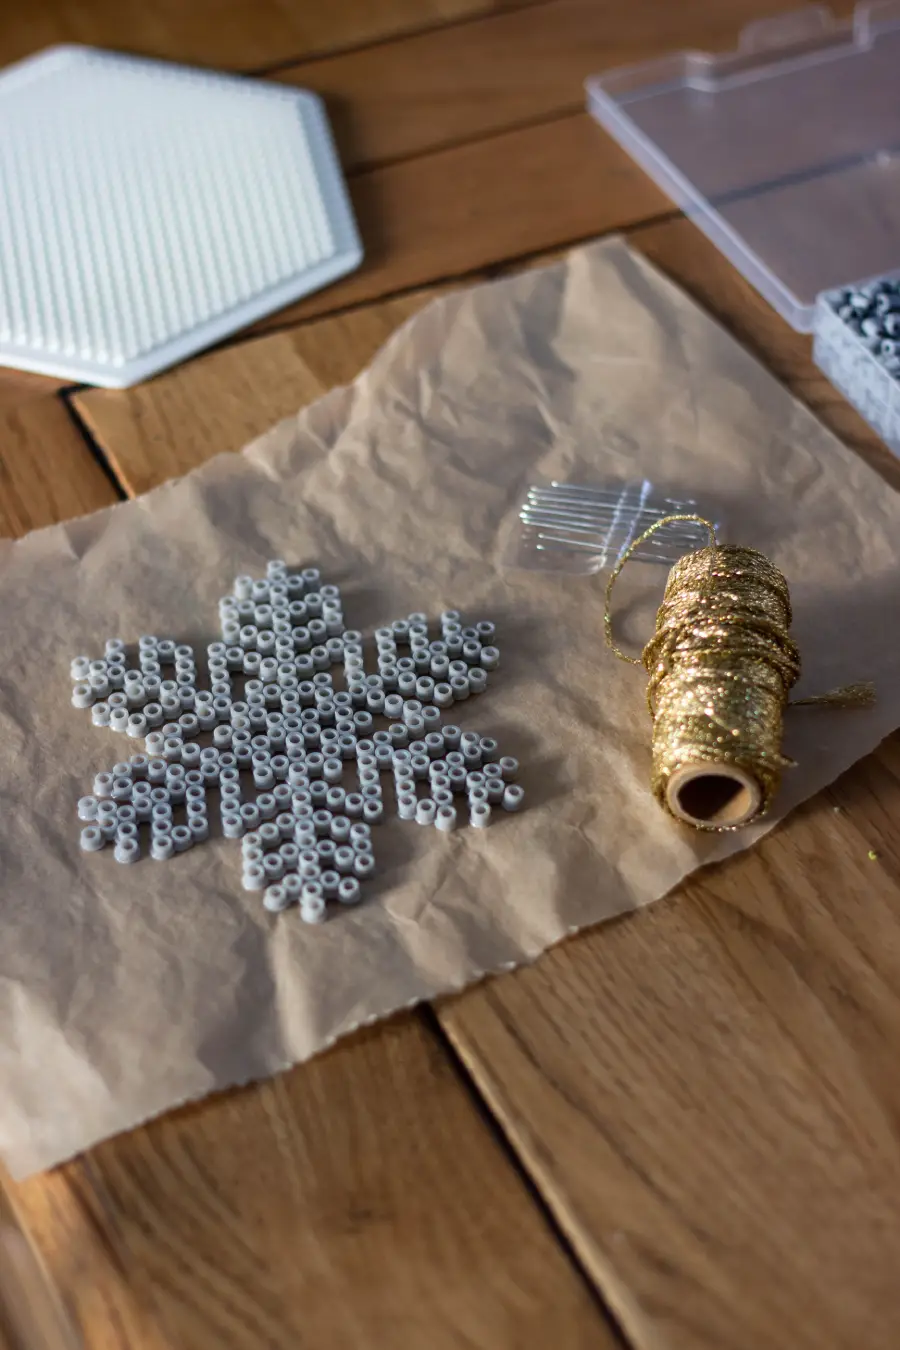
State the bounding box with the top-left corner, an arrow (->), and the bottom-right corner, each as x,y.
2,238 -> 900,1177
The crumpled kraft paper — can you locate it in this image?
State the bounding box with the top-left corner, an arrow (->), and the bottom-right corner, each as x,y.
2,238 -> 900,1178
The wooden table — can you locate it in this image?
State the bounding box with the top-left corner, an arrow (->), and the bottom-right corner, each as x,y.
3,3 -> 900,1347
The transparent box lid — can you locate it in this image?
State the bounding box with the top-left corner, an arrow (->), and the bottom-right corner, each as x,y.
586,3 -> 900,332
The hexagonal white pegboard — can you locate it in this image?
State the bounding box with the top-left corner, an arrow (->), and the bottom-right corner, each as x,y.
0,46 -> 363,386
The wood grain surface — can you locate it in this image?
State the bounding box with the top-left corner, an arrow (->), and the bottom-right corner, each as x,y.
251,112 -> 668,332
276,0 -> 847,172
0,0 -> 540,74
74,293 -> 440,494
0,396 -> 119,538
6,1015 -> 613,1350
441,765 -> 900,1350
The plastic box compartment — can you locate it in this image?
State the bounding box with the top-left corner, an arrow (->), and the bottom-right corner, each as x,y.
586,2 -> 900,456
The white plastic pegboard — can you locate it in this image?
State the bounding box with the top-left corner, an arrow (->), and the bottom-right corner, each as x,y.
0,46 -> 363,387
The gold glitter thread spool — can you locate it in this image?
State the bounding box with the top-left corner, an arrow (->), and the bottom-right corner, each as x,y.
605,515 -> 802,832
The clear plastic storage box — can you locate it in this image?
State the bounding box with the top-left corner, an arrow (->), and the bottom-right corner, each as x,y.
586,2 -> 900,455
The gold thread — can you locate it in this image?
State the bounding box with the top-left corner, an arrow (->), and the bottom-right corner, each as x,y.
605,516 -> 873,832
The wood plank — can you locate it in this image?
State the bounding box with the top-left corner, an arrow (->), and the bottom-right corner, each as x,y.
0,369 -> 69,410
74,292 -> 444,495
1,1166 -> 155,1350
0,0 -> 537,75
249,113 -> 668,332
7,1018 -> 613,1350
0,395 -> 119,537
277,0 -> 853,172
439,768 -> 900,1350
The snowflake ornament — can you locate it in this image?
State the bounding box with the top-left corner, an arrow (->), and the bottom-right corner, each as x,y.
71,561 -> 522,920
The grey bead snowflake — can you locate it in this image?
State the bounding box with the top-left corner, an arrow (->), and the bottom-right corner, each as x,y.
72,561 -> 522,920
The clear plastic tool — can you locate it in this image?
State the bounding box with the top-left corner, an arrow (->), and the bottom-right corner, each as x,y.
587,2 -> 900,456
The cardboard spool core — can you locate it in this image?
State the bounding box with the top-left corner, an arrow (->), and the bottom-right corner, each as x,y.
666,763 -> 761,829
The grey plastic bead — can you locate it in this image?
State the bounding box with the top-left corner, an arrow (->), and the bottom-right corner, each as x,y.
486,778 -> 505,804
222,813 -> 244,838
262,853 -> 285,881
243,863 -> 267,891
499,756 -> 519,781
479,646 -> 500,671
319,869 -> 340,899
340,792 -> 362,819
80,825 -> 105,852
264,884 -> 292,913
323,757 -> 343,784
332,845 -> 354,875
258,821 -> 280,848
171,825 -> 193,852
423,732 -> 443,758
126,712 -> 147,739
78,795 -> 99,821
502,784 -> 525,812
311,808 -> 331,836
337,876 -> 362,906
362,800 -> 384,825
90,701 -> 111,727
240,803 -> 261,830
257,792 -> 277,820
353,851 -> 375,879
415,798 -> 436,826
435,804 -> 458,833
470,801 -> 492,829
468,668 -> 488,695
150,833 -> 175,860
71,682 -> 95,709
395,792 -> 416,821
280,840 -> 300,868
114,836 -> 140,864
